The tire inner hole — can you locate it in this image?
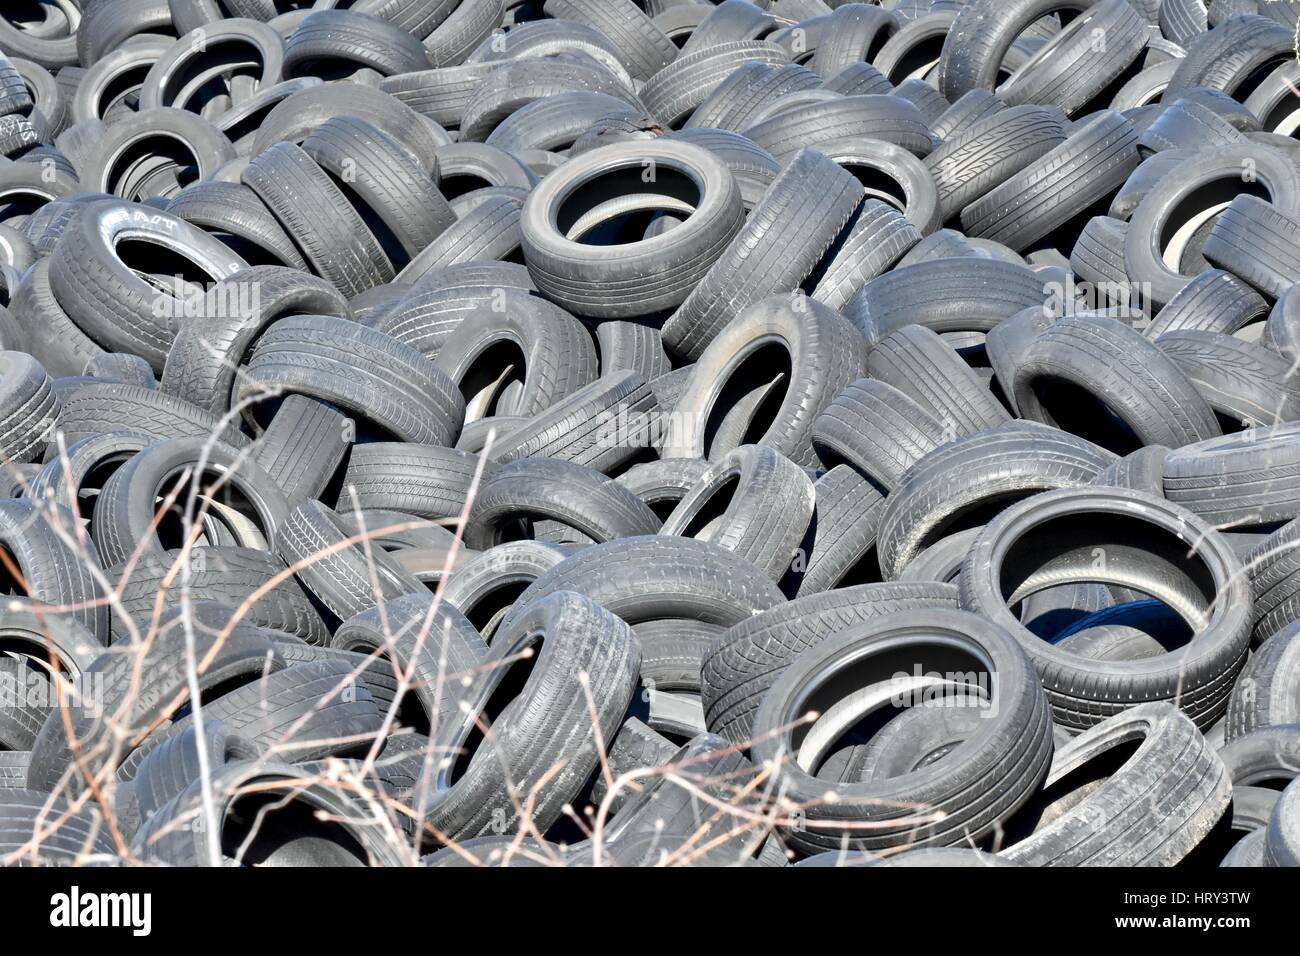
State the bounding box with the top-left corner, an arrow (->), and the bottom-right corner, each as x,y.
791,640 -> 992,782
701,340 -> 793,457
222,790 -> 371,866
556,166 -> 701,246
458,339 -> 527,422
996,510 -> 1217,650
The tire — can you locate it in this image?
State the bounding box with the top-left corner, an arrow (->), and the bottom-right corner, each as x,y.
432,287 -> 598,421
1054,622 -> 1168,662
140,17 -> 285,113
1163,14 -> 1294,102
592,320 -> 671,383
487,91 -> 639,152
686,61 -> 821,133
673,0 -> 773,53
1267,284 -> 1300,362
0,7 -> 80,69
465,457 -> 660,550
82,107 -> 238,202
872,11 -> 957,86
161,265 -> 350,414
0,351 -> 57,464
937,0 -> 1104,99
211,76 -> 322,156
236,314 -> 465,447
1111,60 -> 1180,112
126,722 -> 260,830
1012,314 -> 1221,453
1108,149 -> 1191,223
251,78 -> 447,163
1225,622 -> 1300,738
0,608 -> 103,752
243,142 -> 395,298
1091,444 -> 1170,496
27,603 -> 288,794
332,592 -> 487,732
469,18 -> 634,91
0,792 -> 115,865
810,199 -> 921,310
588,716 -> 677,814
867,324 -> 1012,438
251,395 -> 353,503
91,435 -> 289,567
48,199 -> 249,371
498,535 -> 787,634
930,89 -> 1005,142
1138,99 -> 1245,154
750,607 -> 1052,853
661,148 -> 862,361
1000,703 -> 1231,866
785,464 -> 887,597
55,382 -> 249,449
541,0 -> 678,82
341,443 -> 490,523
845,257 -> 1051,345
440,539 -> 568,639
1157,332 -> 1300,428
925,105 -> 1067,222
614,457 -> 711,524
816,138 -> 940,236
379,63 -> 499,128
598,731 -> 768,862
959,486 -> 1251,730
370,267 -> 534,359
424,0 -> 505,68
663,127 -> 783,212
701,581 -> 958,745
663,295 -> 869,467
301,115 -> 456,267
520,140 -> 745,319
275,498 -> 426,623
961,111 -> 1140,254
490,370 -> 658,474
422,590 -> 640,840
811,3 -> 898,78
1218,726 -> 1300,786
997,0 -> 1146,116
812,377 -> 947,492
1144,269 -> 1267,341
1247,521 -> 1300,647
83,354 -> 155,390
110,547 -> 328,646
1204,194 -> 1300,299
31,430 -> 153,517
659,444 -> 815,582
1125,145 -> 1300,307
284,10 -> 431,79
891,77 -> 949,125
7,259 -> 103,380
1264,777 -> 1300,867
397,192 -> 524,283
1069,215 -> 1130,296
459,57 -> 641,143
876,422 -> 1114,579
131,759 -> 407,865
1160,0 -> 1209,46
741,94 -> 933,163
642,40 -> 790,128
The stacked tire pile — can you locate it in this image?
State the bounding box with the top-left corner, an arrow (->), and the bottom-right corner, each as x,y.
0,0 -> 1298,868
